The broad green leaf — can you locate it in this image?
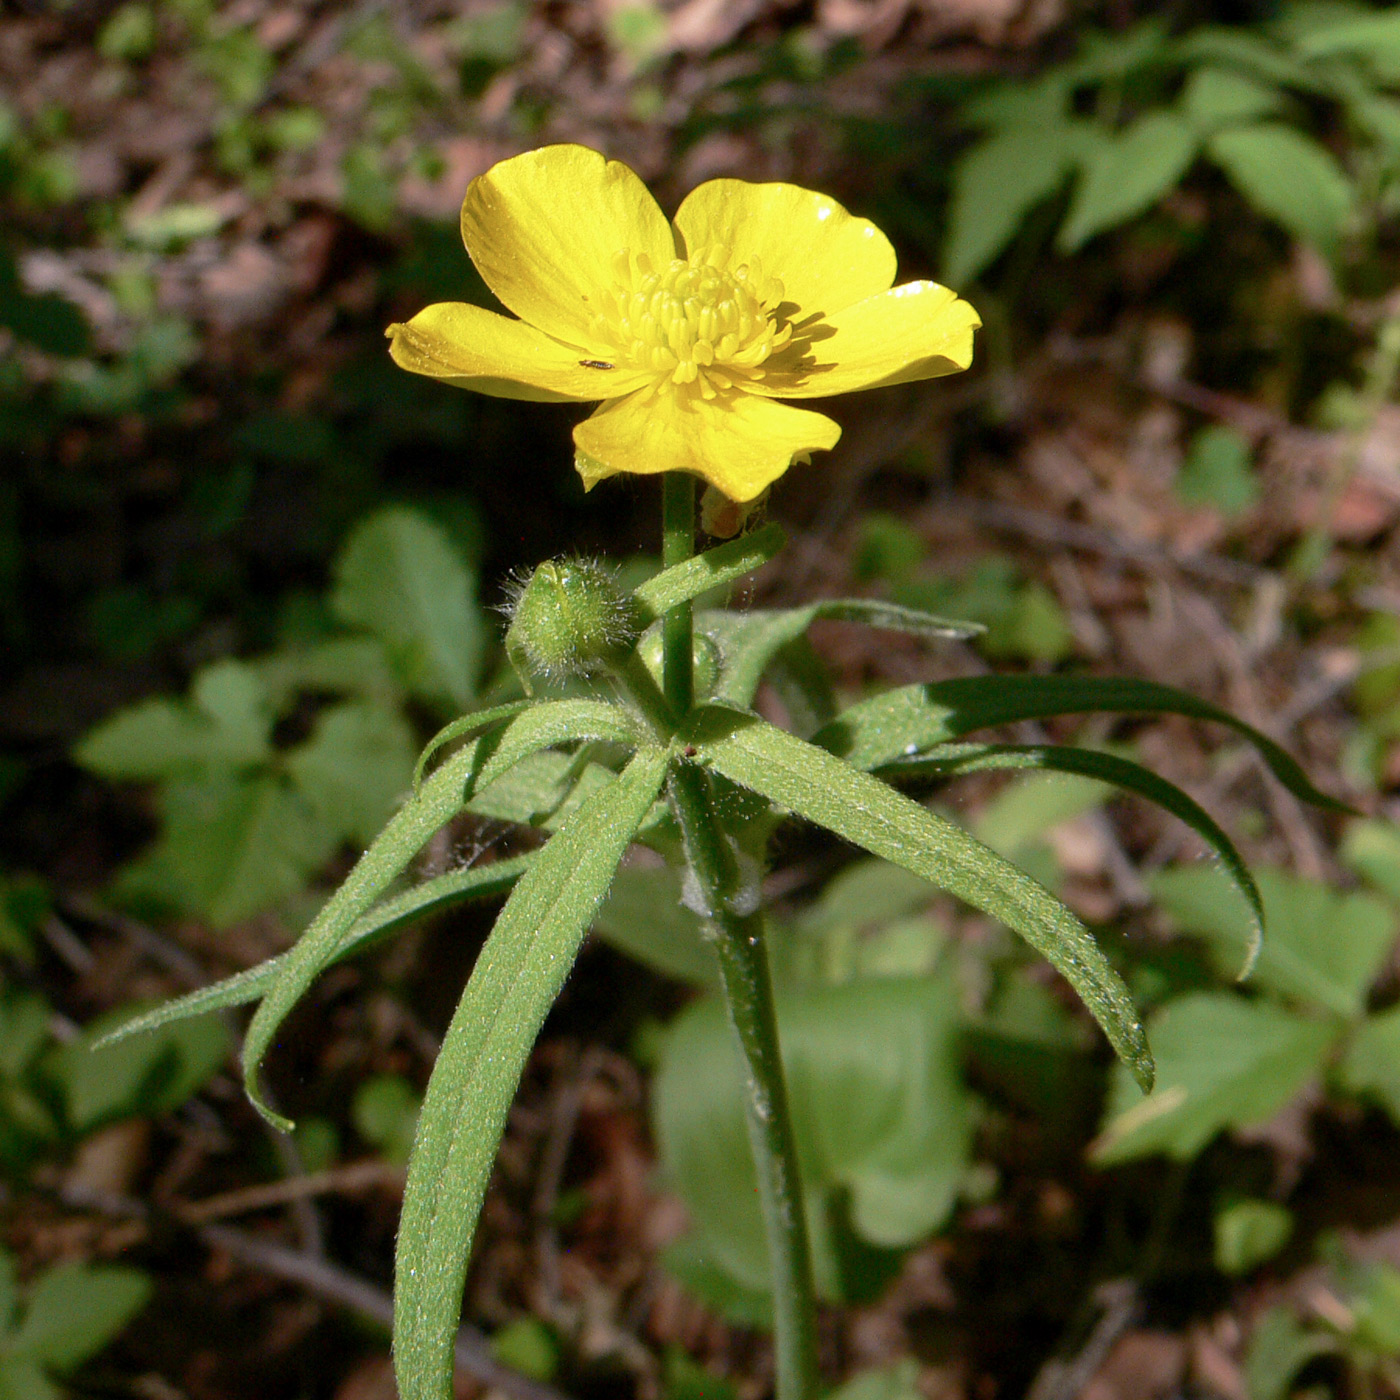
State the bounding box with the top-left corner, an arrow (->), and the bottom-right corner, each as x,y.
1176,28 -> 1329,95
654,975 -> 971,1294
1150,865 -> 1394,1018
1176,425 -> 1259,515
12,1263 -> 151,1371
688,706 -> 1152,1091
1244,1307 -> 1335,1400
241,732 -> 508,1129
1093,992 -> 1335,1164
1208,123 -> 1355,258
97,854 -> 533,1044
814,674 -> 1345,813
394,747 -> 667,1400
54,1006 -> 229,1131
827,1360 -> 923,1400
943,125 -> 1079,285
257,636 -> 403,710
890,744 -> 1264,971
286,701 -> 416,846
0,1355 -> 62,1400
75,658 -> 272,780
1214,1199 -> 1293,1275
1340,818 -> 1400,904
330,506 -> 483,710
1179,67 -> 1283,132
592,865 -> 717,988
122,772 -> 336,927
1338,1003 -> 1400,1124
703,602 -> 978,713
1058,111 -> 1199,251
632,524 -> 785,621
1293,9 -> 1400,63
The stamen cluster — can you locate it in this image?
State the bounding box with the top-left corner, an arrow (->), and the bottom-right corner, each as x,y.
590,247 -> 794,399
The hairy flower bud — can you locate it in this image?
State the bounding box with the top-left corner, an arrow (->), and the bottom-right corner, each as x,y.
503,558 -> 641,693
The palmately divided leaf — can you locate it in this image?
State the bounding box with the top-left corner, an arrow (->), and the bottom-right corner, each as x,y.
96,855 -> 534,1046
687,705 -> 1152,1092
884,742 -> 1264,976
814,674 -> 1345,813
632,524 -> 785,622
394,747 -> 667,1400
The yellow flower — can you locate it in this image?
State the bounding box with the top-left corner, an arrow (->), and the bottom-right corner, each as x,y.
386,144 -> 980,503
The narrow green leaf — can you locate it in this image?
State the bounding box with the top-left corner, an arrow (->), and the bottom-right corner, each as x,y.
1057,110 -> 1199,251
241,734 -> 502,1130
1208,123 -> 1354,259
704,602 -> 979,712
96,855 -> 534,1045
814,674 -> 1346,813
330,506 -> 484,710
884,742 -> 1264,975
631,524 -> 785,621
1093,992 -> 1335,1164
688,706 -> 1152,1091
414,701 -> 529,791
469,700 -> 643,794
393,747 -> 667,1400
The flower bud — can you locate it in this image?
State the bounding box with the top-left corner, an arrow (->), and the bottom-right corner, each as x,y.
504,558 -> 641,692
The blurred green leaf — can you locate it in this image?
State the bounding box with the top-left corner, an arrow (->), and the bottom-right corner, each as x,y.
1176,425 -> 1260,515
331,507 -> 484,711
1214,1199 -> 1293,1275
827,1359 -> 923,1400
655,975 -> 973,1296
286,701 -> 416,846
1244,1306 -> 1334,1400
1150,864 -> 1395,1018
353,1074 -> 421,1165
1058,111 -> 1199,252
1180,67 -> 1284,131
1208,122 -> 1355,258
11,1263 -> 150,1372
1094,992 -> 1336,1164
591,865 -> 717,988
75,659 -> 272,781
489,1318 -> 558,1382
1340,819 -> 1400,904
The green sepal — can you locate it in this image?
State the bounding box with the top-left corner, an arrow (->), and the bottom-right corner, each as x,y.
393,746 -> 669,1400
631,524 -> 785,622
685,705 -> 1153,1093
883,742 -> 1264,976
815,674 -> 1346,813
94,855 -> 534,1045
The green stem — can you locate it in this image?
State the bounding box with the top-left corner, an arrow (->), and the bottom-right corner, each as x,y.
668,761 -> 820,1400
661,472 -> 696,718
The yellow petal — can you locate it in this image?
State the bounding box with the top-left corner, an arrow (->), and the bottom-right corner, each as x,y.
386,302 -> 652,402
573,389 -> 841,502
672,179 -> 896,319
461,145 -> 678,348
763,281 -> 981,399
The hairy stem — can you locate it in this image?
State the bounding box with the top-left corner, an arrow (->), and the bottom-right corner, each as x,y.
668,760 -> 819,1400
661,472 -> 696,718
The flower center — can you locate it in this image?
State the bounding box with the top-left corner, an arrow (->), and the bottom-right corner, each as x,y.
589,247 -> 793,399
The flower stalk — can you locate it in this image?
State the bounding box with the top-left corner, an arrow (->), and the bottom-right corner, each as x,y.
668,758 -> 820,1400
661,472 -> 697,717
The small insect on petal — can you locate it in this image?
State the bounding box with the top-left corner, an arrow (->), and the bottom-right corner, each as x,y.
579,360 -> 616,370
